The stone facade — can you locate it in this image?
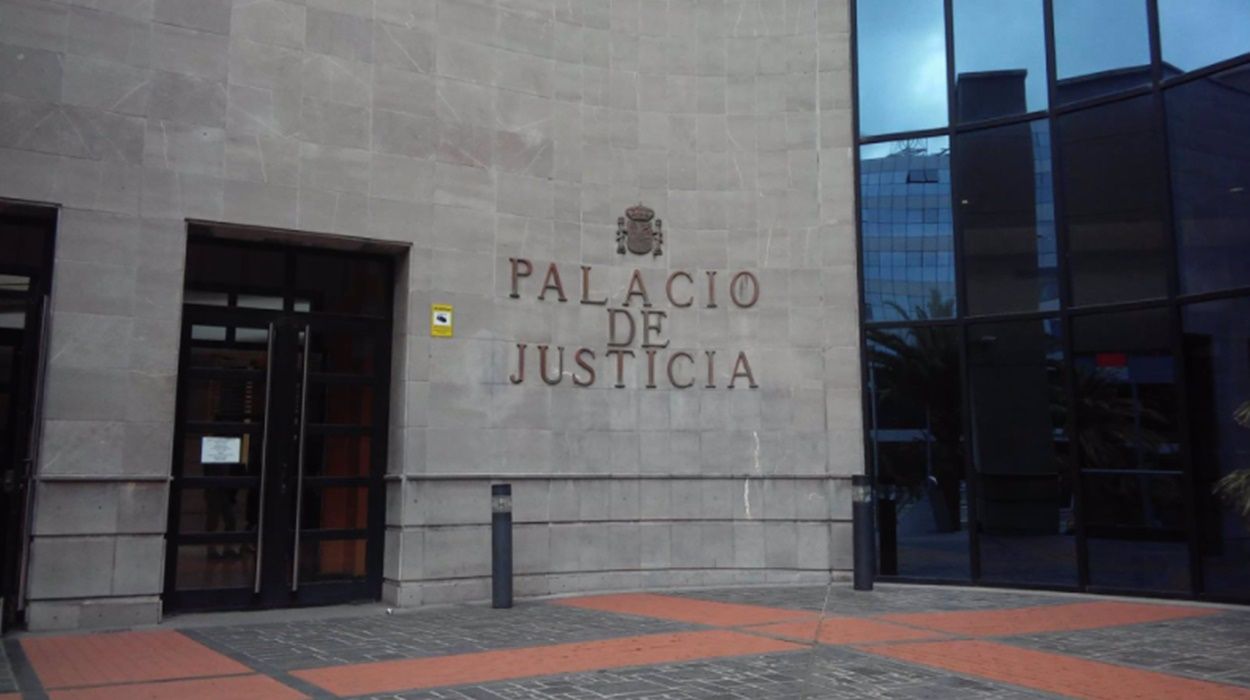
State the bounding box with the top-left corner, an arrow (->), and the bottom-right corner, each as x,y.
0,0 -> 860,630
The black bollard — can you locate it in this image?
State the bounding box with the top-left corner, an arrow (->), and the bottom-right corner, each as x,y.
877,481 -> 898,576
491,483 -> 513,608
852,474 -> 875,591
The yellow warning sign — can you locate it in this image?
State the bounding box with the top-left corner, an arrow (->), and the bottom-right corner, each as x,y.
431,303 -> 454,338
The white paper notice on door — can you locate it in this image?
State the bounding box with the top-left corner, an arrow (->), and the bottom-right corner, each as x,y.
201,436 -> 242,464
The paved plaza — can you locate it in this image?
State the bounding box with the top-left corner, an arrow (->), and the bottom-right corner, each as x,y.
0,584 -> 1247,699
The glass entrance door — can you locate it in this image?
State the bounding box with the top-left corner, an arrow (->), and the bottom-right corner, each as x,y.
165,235 -> 392,612
0,203 -> 54,628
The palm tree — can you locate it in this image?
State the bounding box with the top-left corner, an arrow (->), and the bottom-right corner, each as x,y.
1069,366 -> 1167,471
868,291 -> 963,531
1213,401 -> 1250,517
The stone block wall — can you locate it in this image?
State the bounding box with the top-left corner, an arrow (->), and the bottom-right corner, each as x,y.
0,0 -> 860,629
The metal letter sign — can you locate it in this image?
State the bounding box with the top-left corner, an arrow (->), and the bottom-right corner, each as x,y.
431,303 -> 454,338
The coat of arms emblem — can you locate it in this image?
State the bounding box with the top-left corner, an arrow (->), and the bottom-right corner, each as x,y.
616,204 -> 663,256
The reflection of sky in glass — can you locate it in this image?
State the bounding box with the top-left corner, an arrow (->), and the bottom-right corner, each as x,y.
1159,0 -> 1250,72
954,0 -> 1048,115
1053,0 -> 1150,79
1031,122 -> 1059,309
860,136 -> 955,322
857,0 -> 947,137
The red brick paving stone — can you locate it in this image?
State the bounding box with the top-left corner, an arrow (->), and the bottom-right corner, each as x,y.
48,674 -> 305,700
292,629 -> 805,697
859,639 -> 1250,700
0,694 -> 18,700
879,601 -> 1218,637
21,630 -> 251,689
555,593 -> 815,627
750,617 -> 947,645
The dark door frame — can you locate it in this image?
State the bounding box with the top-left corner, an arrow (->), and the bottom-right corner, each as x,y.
0,201 -> 56,629
164,235 -> 393,614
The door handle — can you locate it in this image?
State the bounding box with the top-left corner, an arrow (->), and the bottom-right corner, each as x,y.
291,325 -> 311,592
255,322 -> 276,594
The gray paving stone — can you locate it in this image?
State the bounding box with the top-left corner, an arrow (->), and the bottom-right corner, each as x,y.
366,646 -> 1055,700
669,584 -> 1074,615
1008,611 -> 1250,689
0,644 -> 15,694
184,601 -> 697,673
162,586 -> 1250,700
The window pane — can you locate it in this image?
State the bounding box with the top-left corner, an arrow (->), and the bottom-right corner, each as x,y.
856,0 -> 948,136
185,239 -> 285,299
0,216 -> 52,269
956,120 -> 1058,314
179,487 -> 258,536
859,137 -> 955,322
190,324 -> 227,342
185,377 -> 266,424
299,486 -> 369,531
1053,0 -> 1151,104
1084,475 -> 1190,591
0,344 -> 13,457
175,544 -> 256,590
968,318 -> 1076,586
1059,96 -> 1169,305
0,300 -> 24,330
1073,308 -> 1188,593
309,331 -> 376,375
1183,297 -> 1250,600
304,434 -> 371,478
1166,65 -> 1250,295
300,538 -> 367,582
188,326 -> 269,369
0,274 -> 30,292
184,291 -> 228,307
953,0 -> 1048,122
293,252 -> 389,318
1072,308 -> 1180,473
868,326 -> 969,581
236,294 -> 283,310
1159,0 -> 1250,73
306,383 -> 374,426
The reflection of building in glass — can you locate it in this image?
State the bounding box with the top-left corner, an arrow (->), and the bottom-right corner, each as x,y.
955,69 -> 1027,122
866,325 -> 968,579
857,0 -> 1250,600
1170,65 -> 1250,597
1185,299 -> 1250,598
860,142 -> 954,322
955,69 -> 1058,314
1167,63 -> 1250,294
1054,63 -> 1182,104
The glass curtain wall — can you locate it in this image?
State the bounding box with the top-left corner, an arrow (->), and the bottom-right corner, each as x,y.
855,0 -> 1250,600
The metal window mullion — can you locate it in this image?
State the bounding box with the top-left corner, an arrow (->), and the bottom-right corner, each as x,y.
1176,284 -> 1250,306
944,0 -> 980,583
849,0 -> 883,581
1042,0 -> 1091,590
859,125 -> 952,145
1149,0 -> 1204,596
1147,0 -> 1164,84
